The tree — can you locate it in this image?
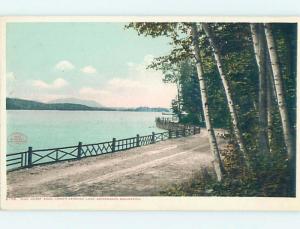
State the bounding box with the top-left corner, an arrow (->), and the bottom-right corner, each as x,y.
202,23 -> 249,168
250,23 -> 270,155
160,60 -> 203,124
126,22 -> 296,195
177,60 -> 203,125
127,22 -> 225,180
266,56 -> 274,150
163,66 -> 184,122
264,23 -> 296,194
191,23 -> 224,181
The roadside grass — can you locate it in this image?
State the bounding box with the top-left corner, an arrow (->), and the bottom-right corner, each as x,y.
160,143 -> 292,197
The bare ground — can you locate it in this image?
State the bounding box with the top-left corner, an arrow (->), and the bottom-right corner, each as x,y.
7,129 -> 226,197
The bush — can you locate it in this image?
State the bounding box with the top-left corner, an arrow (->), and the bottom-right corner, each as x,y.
161,142 -> 293,197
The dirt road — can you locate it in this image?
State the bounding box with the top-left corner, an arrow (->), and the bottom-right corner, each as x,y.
7,130 -> 226,197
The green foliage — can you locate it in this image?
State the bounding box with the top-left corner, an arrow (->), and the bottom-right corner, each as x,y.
272,23 -> 297,134
177,61 -> 202,125
171,99 -> 182,122
161,143 -> 292,197
127,22 -> 296,197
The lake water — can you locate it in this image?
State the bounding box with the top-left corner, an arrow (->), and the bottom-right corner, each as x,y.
7,110 -> 164,154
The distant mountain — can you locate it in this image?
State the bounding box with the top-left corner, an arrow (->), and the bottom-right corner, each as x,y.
6,98 -> 170,112
49,98 -> 103,108
6,98 -> 103,111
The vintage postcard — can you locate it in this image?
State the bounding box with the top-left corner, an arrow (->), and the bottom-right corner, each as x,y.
0,16 -> 300,210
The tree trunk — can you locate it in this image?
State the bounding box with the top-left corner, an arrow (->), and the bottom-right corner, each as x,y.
266,52 -> 278,102
201,23 -> 250,169
190,23 -> 224,181
176,80 -> 182,122
250,23 -> 270,155
264,23 -> 296,195
266,53 -> 278,152
266,60 -> 273,150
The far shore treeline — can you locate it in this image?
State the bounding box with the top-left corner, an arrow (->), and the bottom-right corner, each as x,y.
6,97 -> 170,112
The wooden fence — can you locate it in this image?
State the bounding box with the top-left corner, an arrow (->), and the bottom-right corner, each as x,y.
155,117 -> 201,132
6,123 -> 200,172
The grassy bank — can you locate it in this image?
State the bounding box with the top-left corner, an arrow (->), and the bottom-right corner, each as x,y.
161,143 -> 293,197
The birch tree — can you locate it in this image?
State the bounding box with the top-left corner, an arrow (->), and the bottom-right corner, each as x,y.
201,23 -> 249,168
266,61 -> 273,149
127,22 -> 224,180
191,23 -> 224,181
127,22 -> 297,196
264,23 -> 296,193
250,23 -> 270,155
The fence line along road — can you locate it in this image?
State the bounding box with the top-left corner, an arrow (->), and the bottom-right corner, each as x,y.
6,118 -> 200,172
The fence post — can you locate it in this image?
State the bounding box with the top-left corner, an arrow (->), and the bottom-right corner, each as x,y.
168,129 -> 172,139
193,126 -> 196,135
183,126 -> 186,137
27,147 -> 32,168
176,130 -> 179,138
77,142 -> 82,159
112,138 -> 116,152
136,134 -> 140,147
152,132 -> 155,144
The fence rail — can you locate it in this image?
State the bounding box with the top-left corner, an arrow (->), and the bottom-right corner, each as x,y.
6,118 -> 200,172
155,117 -> 201,133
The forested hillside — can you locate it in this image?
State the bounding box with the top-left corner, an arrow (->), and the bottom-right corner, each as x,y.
6,98 -> 170,112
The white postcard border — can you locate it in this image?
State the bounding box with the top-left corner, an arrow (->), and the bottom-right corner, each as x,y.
1,16 -> 300,211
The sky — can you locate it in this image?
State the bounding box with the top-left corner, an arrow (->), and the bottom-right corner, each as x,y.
6,22 -> 177,108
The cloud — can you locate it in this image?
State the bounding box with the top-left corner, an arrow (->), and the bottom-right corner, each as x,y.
7,72 -> 16,81
79,78 -> 145,100
126,54 -> 162,82
32,78 -> 68,89
79,55 -> 177,108
108,78 -> 144,89
81,65 -> 97,74
127,55 -> 154,72
25,55 -> 176,108
55,60 -> 74,71
79,87 -> 109,97
6,72 -> 18,97
143,54 -> 155,66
